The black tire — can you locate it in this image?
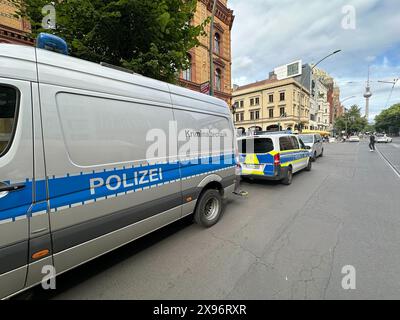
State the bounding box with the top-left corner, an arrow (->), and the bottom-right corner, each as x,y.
305,158 -> 312,171
312,151 -> 317,162
194,189 -> 223,228
320,149 -> 324,157
281,167 -> 293,185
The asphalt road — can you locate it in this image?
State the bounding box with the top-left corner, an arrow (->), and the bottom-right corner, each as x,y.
28,139 -> 400,300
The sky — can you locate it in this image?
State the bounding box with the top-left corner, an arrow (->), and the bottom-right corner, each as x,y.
229,0 -> 400,122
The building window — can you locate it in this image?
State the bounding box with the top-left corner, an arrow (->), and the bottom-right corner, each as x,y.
269,94 -> 274,103
250,98 -> 255,106
236,113 -> 244,122
255,110 -> 260,119
215,68 -> 222,91
269,109 -> 274,119
280,107 -> 285,117
250,111 -> 255,120
280,92 -> 285,101
214,33 -> 221,54
182,54 -> 192,81
255,97 -> 260,105
240,101 -> 244,108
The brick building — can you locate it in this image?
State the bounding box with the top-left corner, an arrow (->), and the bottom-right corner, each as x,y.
179,0 -> 234,104
0,0 -> 33,45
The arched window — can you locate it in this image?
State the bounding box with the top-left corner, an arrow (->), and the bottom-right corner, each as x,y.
182,54 -> 192,81
214,33 -> 221,54
215,68 -> 222,91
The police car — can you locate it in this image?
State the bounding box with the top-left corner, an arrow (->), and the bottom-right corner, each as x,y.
238,131 -> 312,185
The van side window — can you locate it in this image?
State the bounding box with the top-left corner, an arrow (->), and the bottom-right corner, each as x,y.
279,136 -> 293,151
290,136 -> 300,149
0,85 -> 19,157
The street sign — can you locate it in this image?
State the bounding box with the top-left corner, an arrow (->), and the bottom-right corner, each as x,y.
200,82 -> 210,95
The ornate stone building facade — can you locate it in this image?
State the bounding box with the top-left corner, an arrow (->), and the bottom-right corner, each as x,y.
0,0 -> 33,45
232,77 -> 311,133
179,0 -> 234,104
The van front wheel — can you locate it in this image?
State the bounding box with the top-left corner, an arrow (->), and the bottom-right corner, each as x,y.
194,189 -> 222,228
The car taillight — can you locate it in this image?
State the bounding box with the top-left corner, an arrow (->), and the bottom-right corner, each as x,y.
274,153 -> 281,166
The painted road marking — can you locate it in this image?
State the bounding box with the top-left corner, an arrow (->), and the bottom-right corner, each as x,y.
376,147 -> 400,179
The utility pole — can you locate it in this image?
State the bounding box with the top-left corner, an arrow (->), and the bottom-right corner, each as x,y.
209,0 -> 217,96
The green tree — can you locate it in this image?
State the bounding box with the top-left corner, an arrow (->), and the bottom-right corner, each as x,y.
375,103 -> 400,135
334,105 -> 368,134
13,0 -> 208,83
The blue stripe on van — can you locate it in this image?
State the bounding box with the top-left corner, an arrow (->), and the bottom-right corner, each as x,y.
0,154 -> 235,223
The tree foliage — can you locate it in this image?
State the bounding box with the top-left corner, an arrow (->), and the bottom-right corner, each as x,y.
334,105 -> 368,134
375,103 -> 400,134
13,0 -> 208,83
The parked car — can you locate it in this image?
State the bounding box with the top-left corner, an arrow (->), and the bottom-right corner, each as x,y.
298,134 -> 324,161
348,136 -> 360,142
376,134 -> 392,143
238,132 -> 312,185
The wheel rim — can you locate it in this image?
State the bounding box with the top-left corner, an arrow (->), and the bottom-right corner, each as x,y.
204,197 -> 220,221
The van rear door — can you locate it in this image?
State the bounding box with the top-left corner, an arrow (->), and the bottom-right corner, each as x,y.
239,137 -> 275,176
0,80 -> 33,299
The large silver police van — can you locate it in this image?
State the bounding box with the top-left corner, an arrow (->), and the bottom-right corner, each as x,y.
0,43 -> 237,299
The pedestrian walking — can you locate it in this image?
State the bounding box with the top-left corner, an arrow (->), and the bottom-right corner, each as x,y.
369,133 -> 376,151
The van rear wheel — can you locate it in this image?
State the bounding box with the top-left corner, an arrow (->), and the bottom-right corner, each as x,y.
194,189 -> 222,228
281,167 -> 293,185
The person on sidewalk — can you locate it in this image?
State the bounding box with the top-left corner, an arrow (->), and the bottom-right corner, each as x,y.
369,133 -> 376,151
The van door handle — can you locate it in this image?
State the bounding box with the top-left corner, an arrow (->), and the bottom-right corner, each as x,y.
0,183 -> 26,193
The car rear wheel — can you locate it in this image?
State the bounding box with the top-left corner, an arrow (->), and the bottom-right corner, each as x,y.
281,167 -> 293,185
194,189 -> 222,228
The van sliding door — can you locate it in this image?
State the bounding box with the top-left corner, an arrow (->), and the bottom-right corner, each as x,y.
0,80 -> 33,299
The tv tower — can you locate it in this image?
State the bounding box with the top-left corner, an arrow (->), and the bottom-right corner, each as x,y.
363,66 -> 372,121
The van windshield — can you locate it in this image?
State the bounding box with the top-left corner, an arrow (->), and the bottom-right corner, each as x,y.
239,138 -> 274,154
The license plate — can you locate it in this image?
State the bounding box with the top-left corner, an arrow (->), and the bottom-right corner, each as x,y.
245,164 -> 262,170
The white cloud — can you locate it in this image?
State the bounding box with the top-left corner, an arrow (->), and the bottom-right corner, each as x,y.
229,0 -> 400,119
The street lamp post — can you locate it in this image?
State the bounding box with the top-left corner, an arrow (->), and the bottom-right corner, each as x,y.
334,95 -> 356,134
209,0 -> 218,96
298,50 -> 341,133
278,112 -> 287,132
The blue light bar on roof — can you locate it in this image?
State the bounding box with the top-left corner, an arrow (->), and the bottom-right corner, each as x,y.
36,33 -> 68,55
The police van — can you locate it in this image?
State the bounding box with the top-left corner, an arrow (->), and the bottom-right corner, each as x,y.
0,35 -> 237,299
238,131 -> 312,185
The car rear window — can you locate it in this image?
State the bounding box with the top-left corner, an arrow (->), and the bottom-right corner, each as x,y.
0,85 -> 19,157
239,138 -> 274,154
299,135 -> 313,143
